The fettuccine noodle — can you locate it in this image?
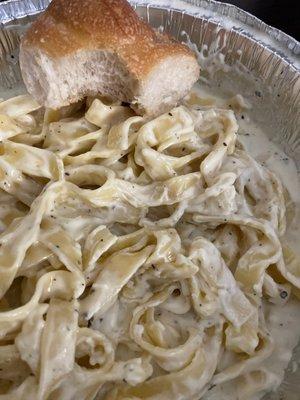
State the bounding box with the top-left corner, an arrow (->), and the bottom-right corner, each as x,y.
0,93 -> 299,400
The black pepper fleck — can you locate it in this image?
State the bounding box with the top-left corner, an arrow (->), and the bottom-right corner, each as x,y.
280,290 -> 288,299
172,288 -> 181,297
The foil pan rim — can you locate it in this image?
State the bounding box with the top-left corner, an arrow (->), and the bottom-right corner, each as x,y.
1,0 -> 299,71
132,0 -> 300,71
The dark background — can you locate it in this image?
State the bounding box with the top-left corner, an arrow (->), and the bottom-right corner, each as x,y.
0,0 -> 299,40
218,0 -> 299,40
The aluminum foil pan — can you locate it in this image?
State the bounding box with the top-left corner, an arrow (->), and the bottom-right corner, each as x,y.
0,1 -> 299,399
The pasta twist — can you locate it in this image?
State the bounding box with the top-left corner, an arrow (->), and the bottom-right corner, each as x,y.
0,93 -> 299,400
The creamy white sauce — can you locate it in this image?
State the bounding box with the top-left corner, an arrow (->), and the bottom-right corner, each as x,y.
1,14 -> 299,396
190,82 -> 300,400
191,83 -> 300,257
203,299 -> 300,400
1,81 -> 299,400
238,122 -> 300,254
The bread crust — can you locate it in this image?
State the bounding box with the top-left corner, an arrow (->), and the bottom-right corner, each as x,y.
22,0 -> 197,80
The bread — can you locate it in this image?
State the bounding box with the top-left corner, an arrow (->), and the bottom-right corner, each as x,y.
19,0 -> 200,116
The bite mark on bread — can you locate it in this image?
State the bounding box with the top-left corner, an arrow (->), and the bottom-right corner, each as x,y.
20,0 -> 200,115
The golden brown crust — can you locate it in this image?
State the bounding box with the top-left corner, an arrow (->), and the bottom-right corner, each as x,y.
22,0 -> 196,79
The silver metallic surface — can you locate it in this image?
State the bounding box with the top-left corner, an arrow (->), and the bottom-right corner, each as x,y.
0,1 -> 299,399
